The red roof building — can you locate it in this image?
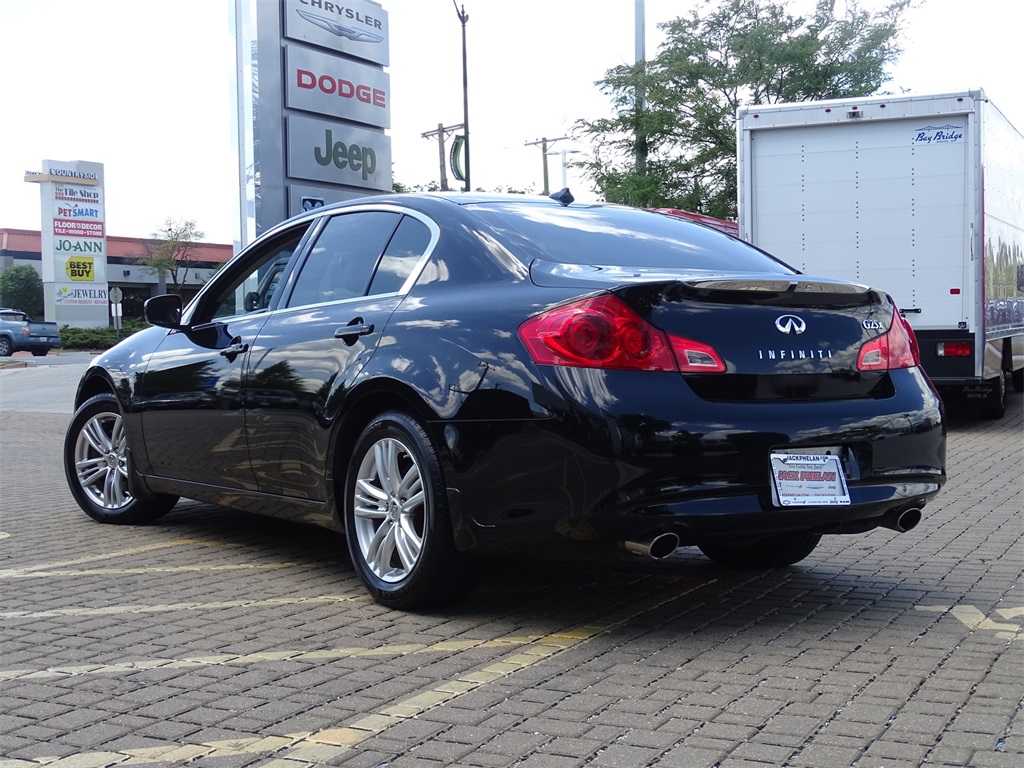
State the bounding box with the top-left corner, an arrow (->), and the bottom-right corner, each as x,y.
1,228 -> 234,319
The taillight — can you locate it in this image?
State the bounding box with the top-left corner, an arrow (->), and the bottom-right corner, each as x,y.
518,294 -> 725,373
937,341 -> 971,357
857,308 -> 920,371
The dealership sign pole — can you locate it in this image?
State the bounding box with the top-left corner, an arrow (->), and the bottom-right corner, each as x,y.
232,0 -> 392,249
24,160 -> 109,328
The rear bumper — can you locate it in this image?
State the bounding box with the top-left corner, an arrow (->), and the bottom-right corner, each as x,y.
440,366 -> 946,554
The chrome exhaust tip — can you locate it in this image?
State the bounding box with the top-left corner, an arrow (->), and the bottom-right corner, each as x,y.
881,507 -> 923,533
622,532 -> 680,560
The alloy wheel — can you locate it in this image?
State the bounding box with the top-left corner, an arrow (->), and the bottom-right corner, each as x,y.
73,409 -> 133,510
352,436 -> 426,583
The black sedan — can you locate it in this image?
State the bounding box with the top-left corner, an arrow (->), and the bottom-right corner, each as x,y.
64,193 -> 946,609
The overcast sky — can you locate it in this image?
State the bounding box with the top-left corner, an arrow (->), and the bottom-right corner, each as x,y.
0,0 -> 1018,245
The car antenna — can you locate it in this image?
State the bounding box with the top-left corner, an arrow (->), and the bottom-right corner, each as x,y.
549,187 -> 574,207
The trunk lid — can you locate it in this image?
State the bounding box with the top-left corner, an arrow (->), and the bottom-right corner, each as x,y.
614,275 -> 895,400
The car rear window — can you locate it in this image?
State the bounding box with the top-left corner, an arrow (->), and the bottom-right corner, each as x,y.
467,203 -> 794,274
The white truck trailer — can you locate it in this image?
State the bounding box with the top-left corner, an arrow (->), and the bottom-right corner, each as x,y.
737,90 -> 1024,417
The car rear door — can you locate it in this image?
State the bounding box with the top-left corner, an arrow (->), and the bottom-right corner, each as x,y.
243,208 -> 437,501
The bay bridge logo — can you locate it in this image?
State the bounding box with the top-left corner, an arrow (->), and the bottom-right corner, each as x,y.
913,125 -> 964,144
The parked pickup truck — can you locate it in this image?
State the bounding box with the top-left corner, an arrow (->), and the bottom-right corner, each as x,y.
0,308 -> 62,356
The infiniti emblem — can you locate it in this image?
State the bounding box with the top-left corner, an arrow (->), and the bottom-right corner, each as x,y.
775,315 -> 806,335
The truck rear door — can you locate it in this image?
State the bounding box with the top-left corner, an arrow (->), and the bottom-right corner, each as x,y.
746,116 -> 972,332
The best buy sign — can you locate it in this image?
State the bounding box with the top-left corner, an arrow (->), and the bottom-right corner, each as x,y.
66,257 -> 95,281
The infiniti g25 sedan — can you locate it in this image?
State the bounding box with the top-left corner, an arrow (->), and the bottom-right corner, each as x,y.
64,193 -> 946,609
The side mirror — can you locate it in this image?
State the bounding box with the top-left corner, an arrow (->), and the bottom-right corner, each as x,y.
144,294 -> 184,329
243,291 -> 260,312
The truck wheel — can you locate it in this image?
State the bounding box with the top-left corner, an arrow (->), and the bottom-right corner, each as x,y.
64,394 -> 179,524
1013,367 -> 1024,393
0,337 -> 11,356
699,533 -> 821,569
979,373 -> 1006,419
344,411 -> 479,610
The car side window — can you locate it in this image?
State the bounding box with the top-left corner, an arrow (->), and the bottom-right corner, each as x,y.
204,228 -> 308,321
287,211 -> 400,308
368,215 -> 432,295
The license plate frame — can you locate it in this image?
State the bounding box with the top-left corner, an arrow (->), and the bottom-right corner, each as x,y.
770,451 -> 851,507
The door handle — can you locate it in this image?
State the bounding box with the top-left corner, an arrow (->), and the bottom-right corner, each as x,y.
220,341 -> 249,361
335,321 -> 375,343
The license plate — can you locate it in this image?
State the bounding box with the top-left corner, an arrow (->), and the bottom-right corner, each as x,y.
770,452 -> 850,507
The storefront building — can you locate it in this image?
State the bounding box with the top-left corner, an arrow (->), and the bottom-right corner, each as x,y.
0,228 -> 232,321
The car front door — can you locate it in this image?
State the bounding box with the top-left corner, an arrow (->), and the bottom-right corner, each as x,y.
135,227 -> 310,490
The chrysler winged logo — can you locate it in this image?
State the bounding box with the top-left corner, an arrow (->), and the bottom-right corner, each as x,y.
775,315 -> 806,335
296,10 -> 385,43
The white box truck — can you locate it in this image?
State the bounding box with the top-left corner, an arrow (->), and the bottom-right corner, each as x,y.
737,90 -> 1024,417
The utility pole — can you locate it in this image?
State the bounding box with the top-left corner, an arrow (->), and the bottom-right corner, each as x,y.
525,136 -> 568,195
453,2 -> 471,191
421,123 -> 464,191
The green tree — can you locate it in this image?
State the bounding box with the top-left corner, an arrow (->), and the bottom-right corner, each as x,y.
576,0 -> 911,217
133,218 -> 206,295
0,264 -> 44,316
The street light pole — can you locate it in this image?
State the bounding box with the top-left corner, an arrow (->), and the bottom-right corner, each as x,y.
453,2 -> 470,192
635,0 -> 647,178
547,148 -> 582,189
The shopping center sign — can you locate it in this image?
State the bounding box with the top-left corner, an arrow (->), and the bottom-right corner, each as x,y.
25,160 -> 110,327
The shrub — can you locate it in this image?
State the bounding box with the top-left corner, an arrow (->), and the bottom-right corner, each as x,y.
0,265 -> 44,317
59,319 -> 151,350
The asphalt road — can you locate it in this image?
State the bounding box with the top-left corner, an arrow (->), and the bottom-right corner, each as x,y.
0,364 -> 1021,768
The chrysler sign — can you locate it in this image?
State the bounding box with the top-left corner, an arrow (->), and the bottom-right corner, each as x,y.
283,0 -> 389,66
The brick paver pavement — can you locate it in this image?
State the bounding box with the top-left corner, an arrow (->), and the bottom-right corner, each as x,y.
1,364 -> 1021,767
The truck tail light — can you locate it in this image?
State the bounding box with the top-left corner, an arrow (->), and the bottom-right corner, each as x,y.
519,294 -> 725,373
937,341 -> 971,357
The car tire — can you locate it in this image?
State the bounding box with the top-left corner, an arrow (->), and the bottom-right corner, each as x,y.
698,532 -> 822,569
0,337 -> 11,356
1013,367 -> 1024,394
64,394 -> 179,524
31,349 -> 48,357
344,410 -> 479,610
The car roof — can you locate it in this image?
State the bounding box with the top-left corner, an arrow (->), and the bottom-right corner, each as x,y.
253,191 -> 614,247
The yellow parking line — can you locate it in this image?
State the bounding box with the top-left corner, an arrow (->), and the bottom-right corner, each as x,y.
0,635 -> 541,682
0,538 -> 232,579
5,563 -> 295,579
0,594 -> 368,619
